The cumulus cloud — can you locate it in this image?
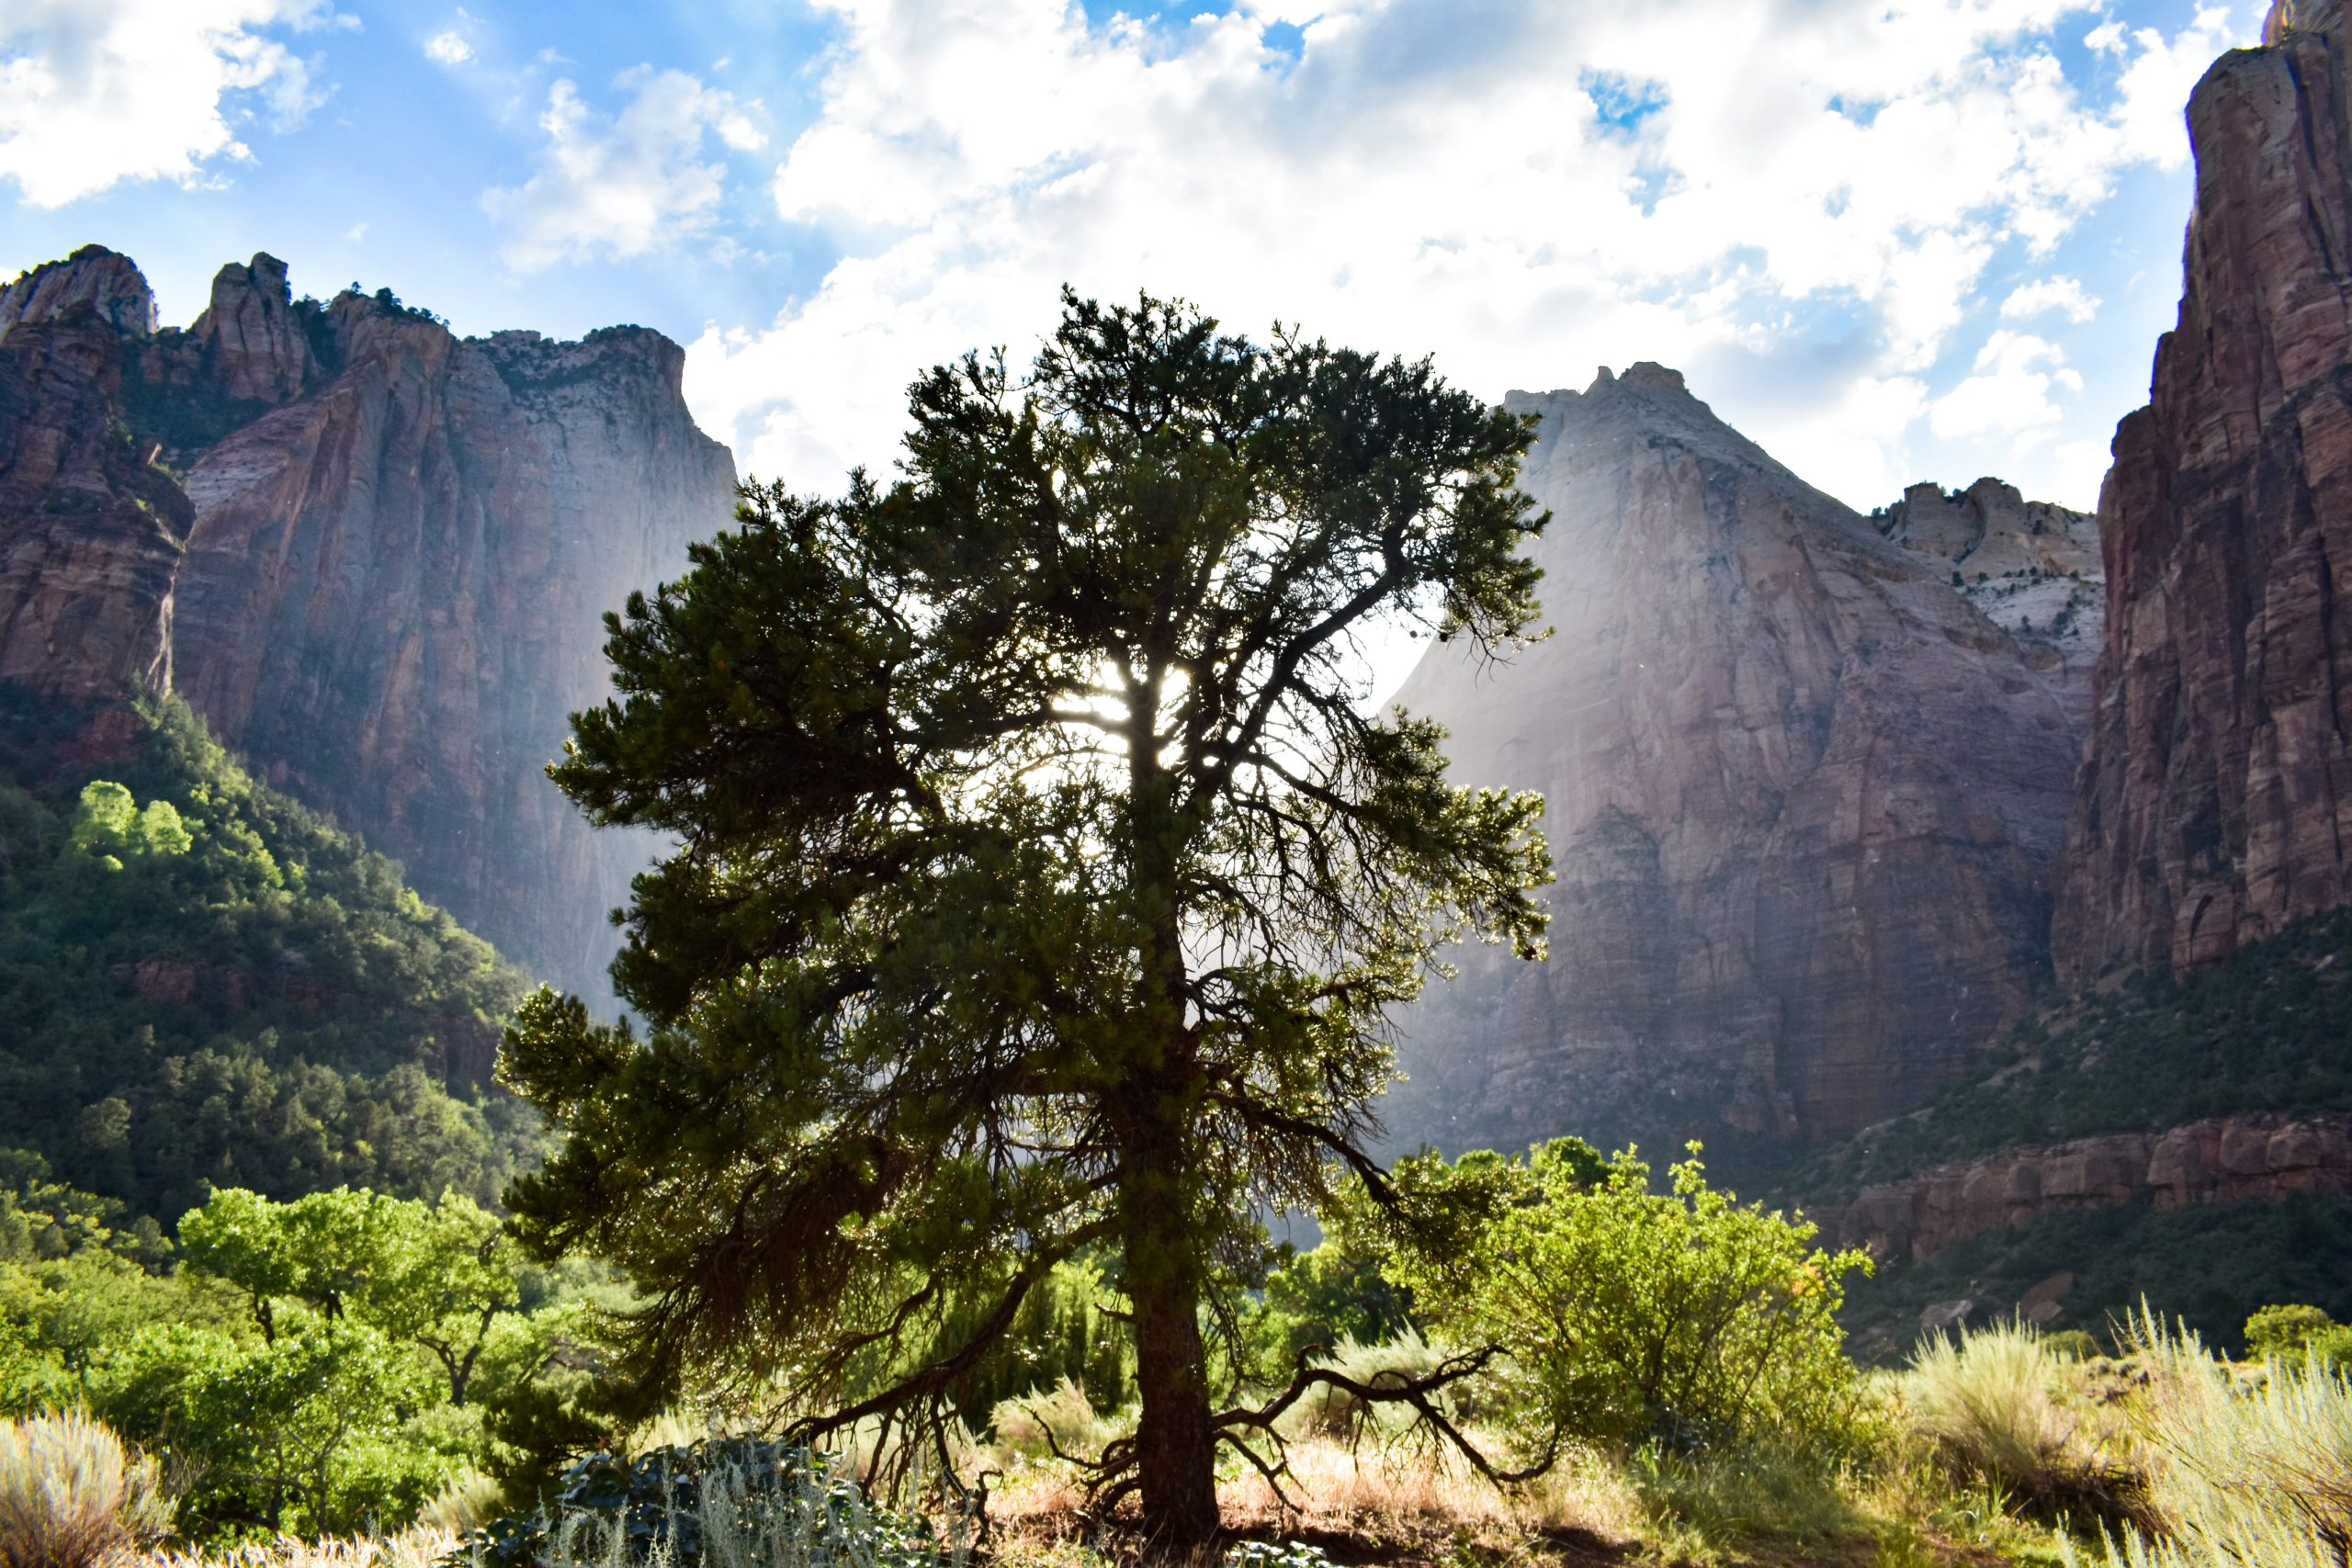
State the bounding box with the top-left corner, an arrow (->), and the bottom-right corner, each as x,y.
0,0 -> 346,209
424,30 -> 470,65
2001,275 -> 2101,322
1932,330 -> 2083,440
481,66 -> 767,272
684,0 -> 2255,507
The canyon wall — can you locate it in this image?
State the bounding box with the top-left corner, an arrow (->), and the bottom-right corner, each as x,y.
0,247 -> 739,1003
1388,366 -> 2087,1149
1811,1112 -> 2352,1263
0,256 -> 187,704
2058,0 -> 2352,979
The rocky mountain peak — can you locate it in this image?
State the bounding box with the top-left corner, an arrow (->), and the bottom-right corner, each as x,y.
1388,365 -> 2082,1148
0,243 -> 740,1004
0,245 -> 157,343
188,253 -> 316,405
1874,478 -> 2104,709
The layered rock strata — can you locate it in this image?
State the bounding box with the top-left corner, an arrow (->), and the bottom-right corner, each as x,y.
0,245 -> 739,1003
1388,366 -> 2085,1147
2059,0 -> 2352,977
1811,1112 -> 2352,1262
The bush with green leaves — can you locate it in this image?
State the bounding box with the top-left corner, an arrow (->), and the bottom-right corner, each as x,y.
6,1178 -> 618,1544
2245,1303 -> 2352,1371
1242,1232 -> 1416,1378
1387,1138 -> 1871,1459
458,1439 -> 961,1568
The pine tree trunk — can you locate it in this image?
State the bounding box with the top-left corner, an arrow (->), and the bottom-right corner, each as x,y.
1121,694 -> 1219,1545
1125,1158 -> 1221,1546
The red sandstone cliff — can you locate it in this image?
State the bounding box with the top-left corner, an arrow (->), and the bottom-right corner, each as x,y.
1811,1112 -> 2352,1263
0,246 -> 739,1003
0,256 -> 188,703
1389,366 -> 2086,1146
2059,0 -> 2352,978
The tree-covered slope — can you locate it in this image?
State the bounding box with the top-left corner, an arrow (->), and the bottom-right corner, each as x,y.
1781,909 -> 2352,1200
0,686 -> 541,1224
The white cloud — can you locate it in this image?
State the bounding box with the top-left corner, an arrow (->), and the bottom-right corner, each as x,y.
481,67 -> 767,272
424,30 -> 470,66
2001,275 -> 2101,321
1932,330 -> 2081,440
685,0 -> 2256,504
0,0 -> 345,209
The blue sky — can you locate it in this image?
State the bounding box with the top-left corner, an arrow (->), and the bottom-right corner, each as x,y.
1,0 -> 2259,563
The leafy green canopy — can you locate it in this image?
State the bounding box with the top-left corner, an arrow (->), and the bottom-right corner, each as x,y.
502,290 -> 1551,1535
3,1179 -> 615,1542
1379,1141 -> 1872,1460
0,688 -> 537,1224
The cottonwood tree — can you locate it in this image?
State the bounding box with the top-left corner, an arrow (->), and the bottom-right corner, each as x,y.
501,290 -> 1552,1544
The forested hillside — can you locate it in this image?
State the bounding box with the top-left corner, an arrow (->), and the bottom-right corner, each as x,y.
0,685 -> 541,1228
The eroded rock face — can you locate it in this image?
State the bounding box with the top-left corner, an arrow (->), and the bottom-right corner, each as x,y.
1811,1113 -> 2352,1261
1388,366 -> 2083,1148
0,244 -> 738,1003
0,246 -> 155,343
1876,479 -> 2104,730
0,261 -> 188,702
168,282 -> 736,1004
183,253 -> 316,408
2058,0 -> 2352,978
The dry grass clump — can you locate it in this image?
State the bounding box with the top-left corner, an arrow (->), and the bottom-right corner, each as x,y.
1272,1332 -> 1456,1442
414,1472 -> 504,1538
2052,1308 -> 2352,1568
983,1428 -> 1642,1567
990,1382 -> 1132,1465
139,1527 -> 458,1568
1897,1322 -> 2143,1526
1225,1430 -> 1643,1545
0,1409 -> 172,1568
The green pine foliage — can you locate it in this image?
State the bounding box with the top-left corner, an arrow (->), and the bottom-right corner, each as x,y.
0,685 -> 538,1224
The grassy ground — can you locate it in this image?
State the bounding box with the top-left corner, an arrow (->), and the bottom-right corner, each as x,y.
94,1316 -> 2349,1568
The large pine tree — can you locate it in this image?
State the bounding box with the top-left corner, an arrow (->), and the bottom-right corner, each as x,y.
500,290 -> 1551,1543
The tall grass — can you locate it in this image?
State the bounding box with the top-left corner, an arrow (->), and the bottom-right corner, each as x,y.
1897,1321 -> 2140,1525
0,1410 -> 170,1568
2055,1307 -> 2352,1568
989,1380 -> 1130,1463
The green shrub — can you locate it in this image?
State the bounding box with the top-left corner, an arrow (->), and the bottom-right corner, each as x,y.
1389,1139 -> 1871,1459
2246,1303 -> 2352,1371
459,1438 -> 961,1568
1245,1233 -> 1415,1373
0,1410 -> 170,1568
